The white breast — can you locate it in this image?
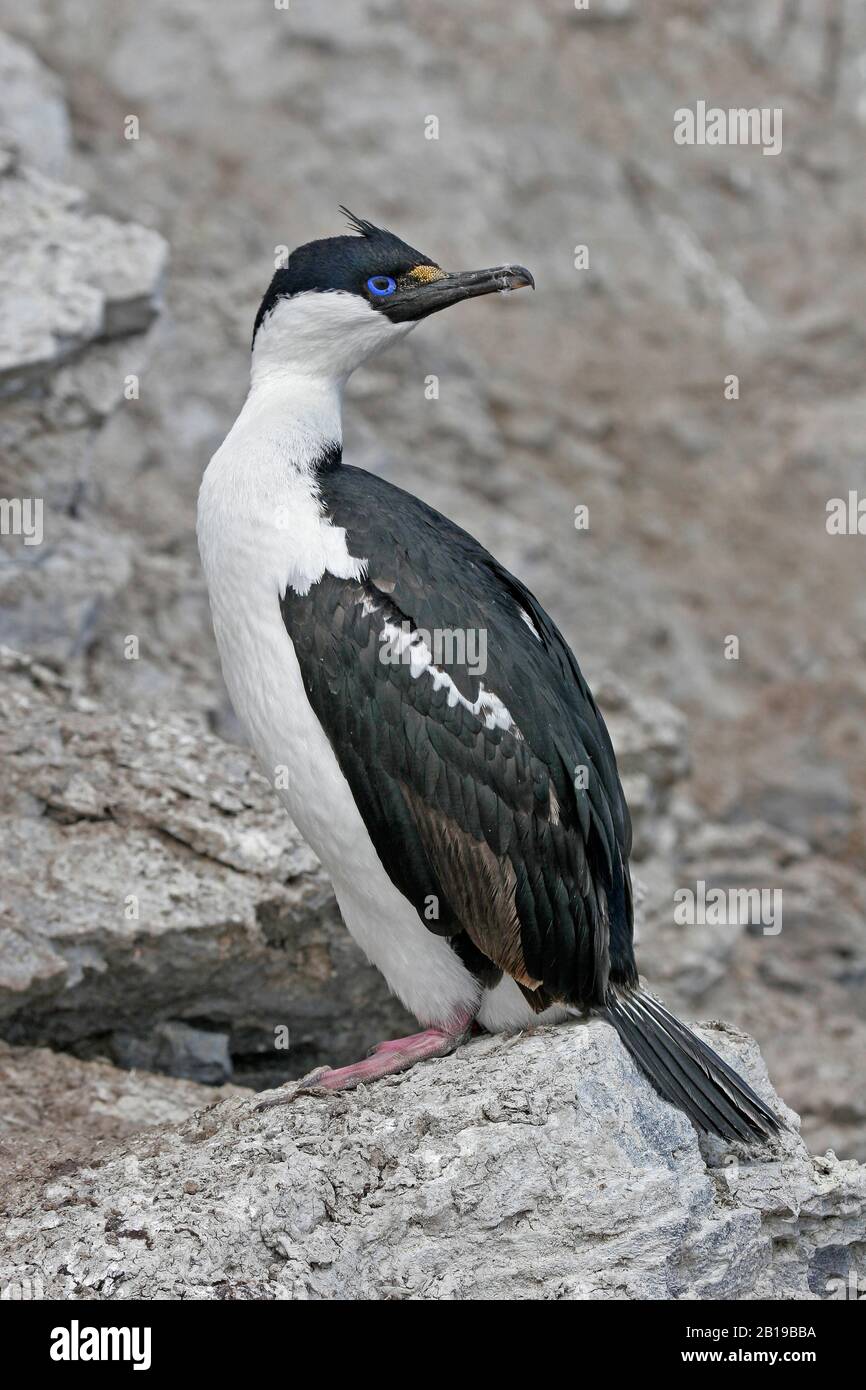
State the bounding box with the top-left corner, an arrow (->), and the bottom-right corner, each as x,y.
197,395 -> 479,1030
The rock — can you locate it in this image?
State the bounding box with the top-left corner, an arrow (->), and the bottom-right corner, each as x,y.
0,648 -> 413,1085
598,678 -> 690,858
1,1021 -> 862,1301
0,522 -> 135,671
111,1022 -> 233,1086
0,161 -> 166,394
0,136 -> 169,674
0,31 -> 69,177
732,768 -> 856,856
633,815 -> 866,1161
570,0 -> 636,24
0,1038 -> 246,1197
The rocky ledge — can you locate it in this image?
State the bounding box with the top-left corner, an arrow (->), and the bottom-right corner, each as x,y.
1,1020 -> 863,1301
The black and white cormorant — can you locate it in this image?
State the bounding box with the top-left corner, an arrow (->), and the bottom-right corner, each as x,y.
198,210 -> 779,1142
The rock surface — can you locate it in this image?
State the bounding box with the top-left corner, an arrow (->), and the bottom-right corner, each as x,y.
0,648 -> 413,1086
0,151 -> 165,394
0,130 -> 167,675
1,1022 -> 863,1301
635,817 -> 866,1162
0,30 -> 68,176
0,1039 -> 245,1198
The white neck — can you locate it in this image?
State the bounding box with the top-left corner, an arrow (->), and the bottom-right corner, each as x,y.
231,367 -> 344,476
228,289 -> 414,472
199,354 -> 361,603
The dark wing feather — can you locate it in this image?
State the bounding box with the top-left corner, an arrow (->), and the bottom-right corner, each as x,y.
280,465 -> 636,1008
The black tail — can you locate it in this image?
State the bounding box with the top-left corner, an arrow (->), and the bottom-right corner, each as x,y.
603,989 -> 781,1143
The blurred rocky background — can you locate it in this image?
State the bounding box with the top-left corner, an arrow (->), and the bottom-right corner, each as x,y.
0,0 -> 864,1202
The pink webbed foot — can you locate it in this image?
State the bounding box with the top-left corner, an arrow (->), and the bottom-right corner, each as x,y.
256,1022 -> 472,1109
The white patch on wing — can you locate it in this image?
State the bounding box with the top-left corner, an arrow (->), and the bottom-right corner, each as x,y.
381,618 -> 521,737
519,606 -> 541,640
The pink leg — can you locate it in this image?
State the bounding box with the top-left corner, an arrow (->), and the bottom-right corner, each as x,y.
257,1020 -> 473,1108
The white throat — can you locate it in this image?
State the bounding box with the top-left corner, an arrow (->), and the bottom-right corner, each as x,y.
220,288 -> 415,475
230,368 -> 344,478
251,288 -> 414,394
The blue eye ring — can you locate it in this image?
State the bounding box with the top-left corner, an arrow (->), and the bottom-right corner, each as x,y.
367,275 -> 397,297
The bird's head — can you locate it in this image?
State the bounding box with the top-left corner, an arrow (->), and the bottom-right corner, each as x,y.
251,208 -> 534,383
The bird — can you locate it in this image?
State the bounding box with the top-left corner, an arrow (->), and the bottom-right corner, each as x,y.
197,208 -> 780,1143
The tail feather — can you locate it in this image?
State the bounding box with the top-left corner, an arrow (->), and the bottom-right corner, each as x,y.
602,990 -> 781,1143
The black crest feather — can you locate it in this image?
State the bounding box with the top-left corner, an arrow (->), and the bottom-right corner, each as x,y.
338,206 -> 381,238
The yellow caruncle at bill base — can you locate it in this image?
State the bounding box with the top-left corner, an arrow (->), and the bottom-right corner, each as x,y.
408,264 -> 446,283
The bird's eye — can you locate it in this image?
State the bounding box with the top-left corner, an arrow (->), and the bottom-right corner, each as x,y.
367,275 -> 397,297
